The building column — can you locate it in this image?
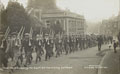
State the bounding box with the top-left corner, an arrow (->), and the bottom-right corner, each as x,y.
63,19 -> 66,31
66,18 -> 69,36
75,19 -> 77,35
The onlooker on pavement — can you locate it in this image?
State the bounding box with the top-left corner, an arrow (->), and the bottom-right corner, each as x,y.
113,40 -> 118,53
97,35 -> 103,51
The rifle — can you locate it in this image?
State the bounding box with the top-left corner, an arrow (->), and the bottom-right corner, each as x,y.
1,27 -> 10,48
16,26 -> 24,46
4,27 -> 10,39
29,27 -> 33,46
21,27 -> 25,40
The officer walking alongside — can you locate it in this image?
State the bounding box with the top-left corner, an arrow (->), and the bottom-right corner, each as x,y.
97,35 -> 103,51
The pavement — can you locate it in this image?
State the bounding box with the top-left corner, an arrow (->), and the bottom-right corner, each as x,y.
98,47 -> 120,74
0,45 -> 110,74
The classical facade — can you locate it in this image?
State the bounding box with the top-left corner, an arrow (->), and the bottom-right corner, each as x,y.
41,10 -> 85,35
27,0 -> 86,36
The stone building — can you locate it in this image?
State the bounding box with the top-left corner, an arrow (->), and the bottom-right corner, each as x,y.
100,16 -> 118,36
27,0 -> 86,36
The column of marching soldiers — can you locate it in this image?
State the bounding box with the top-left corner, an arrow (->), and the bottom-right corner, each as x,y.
0,26 -> 113,69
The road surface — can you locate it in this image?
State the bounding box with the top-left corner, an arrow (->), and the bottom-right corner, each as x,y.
1,45 -> 109,74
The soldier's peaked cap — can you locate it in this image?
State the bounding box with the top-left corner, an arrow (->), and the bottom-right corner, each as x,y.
11,32 -> 17,35
25,33 -> 29,36
45,34 -> 49,36
36,34 -> 39,37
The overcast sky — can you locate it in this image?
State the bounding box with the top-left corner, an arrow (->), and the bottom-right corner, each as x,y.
57,0 -> 119,22
1,0 -> 119,22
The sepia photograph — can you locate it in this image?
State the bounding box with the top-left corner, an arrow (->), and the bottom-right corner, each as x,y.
0,0 -> 119,74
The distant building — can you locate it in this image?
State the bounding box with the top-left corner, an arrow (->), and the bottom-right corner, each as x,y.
27,0 -> 86,36
100,16 -> 118,36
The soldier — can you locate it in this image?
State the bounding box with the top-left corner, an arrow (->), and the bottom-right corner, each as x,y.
88,36 -> 91,48
8,32 -> 21,67
0,48 -> 6,69
71,36 -> 74,52
87,35 -> 90,48
49,36 -> 54,57
109,36 -> 113,44
67,36 -> 70,54
63,35 -> 68,55
44,34 -> 51,61
55,35 -> 61,58
69,36 -> 73,53
73,36 -> 77,51
79,35 -> 82,50
76,35 -> 79,51
0,38 -> 8,68
22,33 -> 33,65
82,37 -> 85,50
84,36 -> 87,49
35,34 -> 44,63
7,35 -> 14,61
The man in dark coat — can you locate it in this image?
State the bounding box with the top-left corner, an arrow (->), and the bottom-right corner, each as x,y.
113,40 -> 118,53
97,35 -> 103,51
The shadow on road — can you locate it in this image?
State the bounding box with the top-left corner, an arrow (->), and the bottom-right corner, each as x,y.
96,49 -> 110,57
68,57 -> 98,59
